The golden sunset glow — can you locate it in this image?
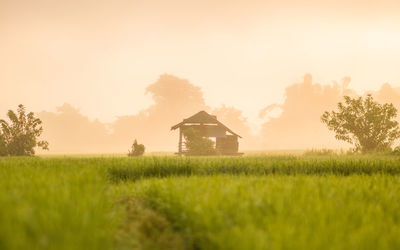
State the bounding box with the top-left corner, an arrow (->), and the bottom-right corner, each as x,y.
1,0 -> 400,152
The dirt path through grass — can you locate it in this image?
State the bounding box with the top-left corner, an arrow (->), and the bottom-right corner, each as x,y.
113,197 -> 189,250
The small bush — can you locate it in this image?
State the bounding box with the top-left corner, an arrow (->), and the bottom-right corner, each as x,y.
183,128 -> 218,156
128,139 -> 145,157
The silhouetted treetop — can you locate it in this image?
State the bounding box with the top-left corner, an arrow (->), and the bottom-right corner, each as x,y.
146,74 -> 206,109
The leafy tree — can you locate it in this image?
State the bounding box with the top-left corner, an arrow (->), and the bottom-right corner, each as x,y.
128,139 -> 145,157
0,105 -> 49,156
183,128 -> 218,156
321,95 -> 400,153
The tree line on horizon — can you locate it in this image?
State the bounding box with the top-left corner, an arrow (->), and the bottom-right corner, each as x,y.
4,73 -> 399,154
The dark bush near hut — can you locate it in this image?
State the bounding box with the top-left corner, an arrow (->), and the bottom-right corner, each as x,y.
128,139 -> 145,157
183,128 -> 219,156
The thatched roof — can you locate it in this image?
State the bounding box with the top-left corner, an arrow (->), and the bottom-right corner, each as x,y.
171,111 -> 241,138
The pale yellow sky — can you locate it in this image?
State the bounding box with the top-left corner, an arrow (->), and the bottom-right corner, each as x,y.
1,0 -> 400,129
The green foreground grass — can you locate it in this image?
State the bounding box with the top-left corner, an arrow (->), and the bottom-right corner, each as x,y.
0,155 -> 399,250
125,175 -> 400,250
0,158 -> 115,250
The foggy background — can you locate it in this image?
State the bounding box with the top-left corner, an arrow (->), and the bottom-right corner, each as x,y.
34,74 -> 400,153
1,0 -> 400,153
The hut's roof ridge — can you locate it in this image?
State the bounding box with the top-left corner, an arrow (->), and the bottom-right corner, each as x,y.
171,110 -> 241,138
183,110 -> 217,123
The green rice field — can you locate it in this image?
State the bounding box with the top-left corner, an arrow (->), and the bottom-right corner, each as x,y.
0,155 -> 399,250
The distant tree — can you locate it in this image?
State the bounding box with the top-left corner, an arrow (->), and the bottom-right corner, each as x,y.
38,103 -> 111,153
212,105 -> 250,136
145,74 -> 207,114
128,139 -> 145,157
321,95 -> 400,153
0,105 -> 49,156
183,128 -> 218,156
259,74 -> 354,149
113,74 -> 208,151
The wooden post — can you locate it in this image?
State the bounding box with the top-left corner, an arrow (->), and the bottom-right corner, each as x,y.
179,128 -> 183,154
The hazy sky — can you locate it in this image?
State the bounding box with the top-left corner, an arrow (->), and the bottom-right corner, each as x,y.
1,0 -> 400,127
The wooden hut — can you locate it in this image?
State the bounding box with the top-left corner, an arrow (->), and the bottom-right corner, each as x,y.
171,111 -> 242,155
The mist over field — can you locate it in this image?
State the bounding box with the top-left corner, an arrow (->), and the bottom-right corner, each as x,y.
33,74 -> 400,153
1,0 -> 400,153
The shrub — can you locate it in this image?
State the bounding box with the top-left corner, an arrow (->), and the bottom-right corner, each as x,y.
128,139 -> 145,157
183,128 -> 218,156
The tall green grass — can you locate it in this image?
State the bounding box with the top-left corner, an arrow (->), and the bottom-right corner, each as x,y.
1,155 -> 400,250
0,157 -> 116,250
128,175 -> 400,250
107,155 -> 400,182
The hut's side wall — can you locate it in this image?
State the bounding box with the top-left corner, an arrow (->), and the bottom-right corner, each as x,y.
216,135 -> 239,154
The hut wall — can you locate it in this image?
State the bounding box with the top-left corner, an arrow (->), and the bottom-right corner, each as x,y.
216,135 -> 239,154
